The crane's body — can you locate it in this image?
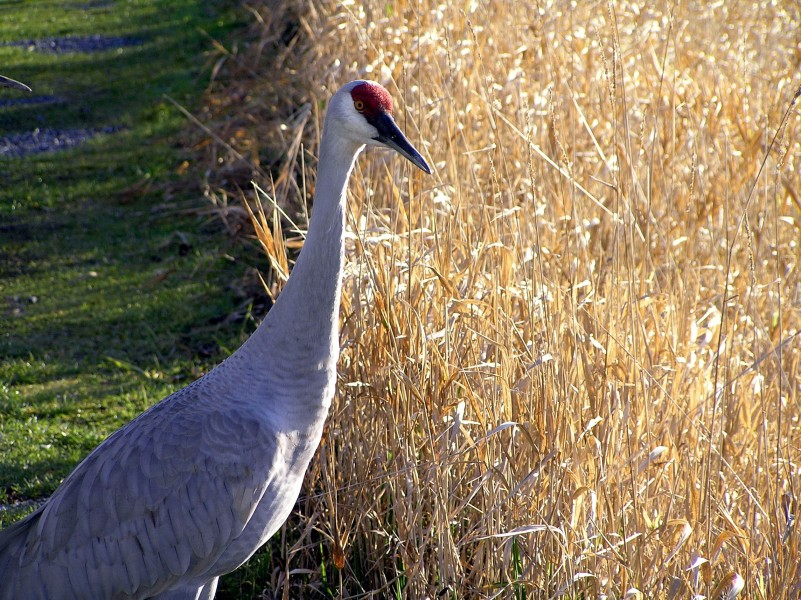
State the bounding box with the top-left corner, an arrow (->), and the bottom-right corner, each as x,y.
0,80 -> 429,600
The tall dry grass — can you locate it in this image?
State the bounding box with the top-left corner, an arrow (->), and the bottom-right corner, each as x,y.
202,1 -> 801,597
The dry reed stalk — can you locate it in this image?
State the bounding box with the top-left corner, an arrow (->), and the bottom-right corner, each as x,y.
203,0 -> 801,597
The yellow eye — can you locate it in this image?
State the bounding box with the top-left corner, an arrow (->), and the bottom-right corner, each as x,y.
354,99 -> 365,112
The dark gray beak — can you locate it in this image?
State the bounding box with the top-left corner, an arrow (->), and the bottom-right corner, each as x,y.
372,112 -> 431,174
0,75 -> 31,92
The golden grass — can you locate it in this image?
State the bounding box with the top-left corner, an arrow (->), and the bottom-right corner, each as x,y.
203,1 -> 801,597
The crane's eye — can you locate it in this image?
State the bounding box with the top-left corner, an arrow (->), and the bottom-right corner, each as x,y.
354,99 -> 365,112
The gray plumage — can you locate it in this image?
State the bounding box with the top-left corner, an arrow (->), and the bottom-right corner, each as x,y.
0,79 -> 429,599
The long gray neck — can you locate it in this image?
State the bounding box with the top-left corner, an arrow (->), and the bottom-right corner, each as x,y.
249,120 -> 363,370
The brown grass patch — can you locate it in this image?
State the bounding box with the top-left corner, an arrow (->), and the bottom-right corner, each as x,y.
202,1 -> 801,597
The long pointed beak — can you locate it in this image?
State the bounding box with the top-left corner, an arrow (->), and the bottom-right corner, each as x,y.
373,112 -> 431,174
0,75 -> 31,92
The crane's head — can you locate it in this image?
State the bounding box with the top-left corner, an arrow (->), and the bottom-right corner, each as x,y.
328,80 -> 431,174
0,75 -> 31,92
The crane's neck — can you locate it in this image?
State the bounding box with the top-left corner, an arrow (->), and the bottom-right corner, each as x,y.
250,121 -> 363,374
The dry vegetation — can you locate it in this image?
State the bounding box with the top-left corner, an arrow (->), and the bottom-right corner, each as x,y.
201,1 -> 801,597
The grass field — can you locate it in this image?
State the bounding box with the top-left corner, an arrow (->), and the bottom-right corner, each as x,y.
202,0 -> 801,597
0,0 -> 244,527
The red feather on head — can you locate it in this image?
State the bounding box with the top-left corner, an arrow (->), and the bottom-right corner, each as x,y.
350,82 -> 393,118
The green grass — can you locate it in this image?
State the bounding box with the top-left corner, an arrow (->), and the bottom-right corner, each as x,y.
0,2 -> 290,593
0,3 -> 302,596
0,0 -> 247,515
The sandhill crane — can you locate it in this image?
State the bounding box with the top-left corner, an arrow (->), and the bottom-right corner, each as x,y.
0,74 -> 31,91
0,79 -> 430,599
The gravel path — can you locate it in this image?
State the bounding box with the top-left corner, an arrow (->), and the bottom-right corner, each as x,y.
0,126 -> 123,157
3,34 -> 142,54
0,33 -> 143,156
0,95 -> 62,109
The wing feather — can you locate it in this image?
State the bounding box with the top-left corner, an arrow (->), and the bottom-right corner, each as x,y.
0,370 -> 280,598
